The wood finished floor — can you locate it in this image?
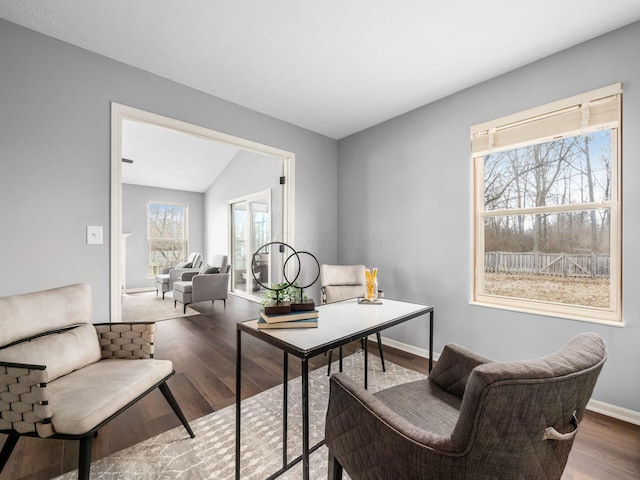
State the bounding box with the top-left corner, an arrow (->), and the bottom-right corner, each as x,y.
1,294 -> 638,479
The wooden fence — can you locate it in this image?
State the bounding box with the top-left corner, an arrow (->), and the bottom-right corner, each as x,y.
484,251 -> 610,278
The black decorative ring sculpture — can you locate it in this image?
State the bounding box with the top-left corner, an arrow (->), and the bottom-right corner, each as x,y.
251,241 -> 300,293
284,250 -> 320,301
251,242 -> 320,300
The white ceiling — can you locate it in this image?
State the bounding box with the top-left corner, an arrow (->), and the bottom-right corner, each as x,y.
2,1 -> 640,140
121,119 -> 240,192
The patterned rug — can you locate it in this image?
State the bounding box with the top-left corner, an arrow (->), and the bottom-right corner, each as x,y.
122,291 -> 199,322
54,352 -> 427,479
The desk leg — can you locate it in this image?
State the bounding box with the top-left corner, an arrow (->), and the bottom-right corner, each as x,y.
364,337 -> 368,390
235,329 -> 242,480
429,311 -> 434,372
283,352 -> 288,468
301,358 -> 310,480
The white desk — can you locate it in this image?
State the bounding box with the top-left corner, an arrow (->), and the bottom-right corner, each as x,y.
235,298 -> 434,480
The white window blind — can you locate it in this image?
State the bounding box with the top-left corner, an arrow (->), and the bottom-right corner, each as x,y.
471,83 -> 621,156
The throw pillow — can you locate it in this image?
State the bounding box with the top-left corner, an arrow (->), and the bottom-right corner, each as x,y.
199,265 -> 220,275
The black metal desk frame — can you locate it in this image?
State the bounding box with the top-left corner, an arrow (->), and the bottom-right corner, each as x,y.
235,300 -> 434,480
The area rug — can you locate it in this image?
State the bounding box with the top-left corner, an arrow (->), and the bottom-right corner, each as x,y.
54,352 -> 427,479
122,291 -> 199,322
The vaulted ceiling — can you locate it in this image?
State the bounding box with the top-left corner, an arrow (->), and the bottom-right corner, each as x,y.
2,1 -> 640,140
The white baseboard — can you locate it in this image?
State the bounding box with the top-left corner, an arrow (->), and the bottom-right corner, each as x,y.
125,287 -> 156,294
587,399 -> 640,426
367,334 -> 440,361
371,335 -> 640,426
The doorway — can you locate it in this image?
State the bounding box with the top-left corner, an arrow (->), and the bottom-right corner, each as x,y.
110,103 -> 295,322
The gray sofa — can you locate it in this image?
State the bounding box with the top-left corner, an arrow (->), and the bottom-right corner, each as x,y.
325,333 -> 606,480
0,284 -> 194,480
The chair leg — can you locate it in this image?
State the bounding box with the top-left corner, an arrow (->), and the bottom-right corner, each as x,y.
376,331 -> 386,372
183,303 -> 187,314
174,300 -> 177,308
159,382 -> 195,438
328,451 -> 343,480
78,435 -> 93,480
0,434 -> 19,474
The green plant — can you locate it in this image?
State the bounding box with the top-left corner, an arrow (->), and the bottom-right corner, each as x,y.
287,282 -> 308,303
260,282 -> 308,305
261,282 -> 290,306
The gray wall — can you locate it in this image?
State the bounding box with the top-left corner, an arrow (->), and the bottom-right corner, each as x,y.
0,19 -> 338,320
204,149 -> 282,261
122,184 -> 205,289
337,22 -> 640,410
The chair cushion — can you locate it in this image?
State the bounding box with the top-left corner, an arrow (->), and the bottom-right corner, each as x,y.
321,265 -> 365,286
0,324 -> 101,383
48,358 -> 173,435
324,285 -> 364,303
155,274 -> 170,285
374,379 -> 461,437
173,281 -> 192,293
0,284 -> 92,348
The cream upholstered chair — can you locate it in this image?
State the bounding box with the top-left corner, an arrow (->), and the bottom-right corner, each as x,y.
154,252 -> 203,299
0,284 -> 194,480
173,264 -> 231,313
320,264 -> 385,375
325,333 -> 606,480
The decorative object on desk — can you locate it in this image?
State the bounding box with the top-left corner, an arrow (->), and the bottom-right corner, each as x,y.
252,241 -> 320,314
287,281 -> 316,311
358,297 -> 383,305
364,267 -> 378,301
259,308 -> 319,324
260,281 -> 292,315
257,317 -> 318,329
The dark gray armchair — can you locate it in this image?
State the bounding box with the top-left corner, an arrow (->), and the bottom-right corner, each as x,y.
325,333 -> 606,480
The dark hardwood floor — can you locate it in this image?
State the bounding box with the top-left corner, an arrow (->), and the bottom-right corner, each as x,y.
1,294 -> 638,479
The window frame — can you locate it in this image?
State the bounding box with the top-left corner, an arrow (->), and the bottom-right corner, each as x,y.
470,84 -> 622,325
146,201 -> 189,279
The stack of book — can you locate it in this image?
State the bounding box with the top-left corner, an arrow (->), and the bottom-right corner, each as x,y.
257,309 -> 319,329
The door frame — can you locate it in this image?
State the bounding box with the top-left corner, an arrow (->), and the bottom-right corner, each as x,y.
110,102 -> 295,321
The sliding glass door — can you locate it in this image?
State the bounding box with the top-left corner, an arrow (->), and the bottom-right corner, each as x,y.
230,191 -> 271,300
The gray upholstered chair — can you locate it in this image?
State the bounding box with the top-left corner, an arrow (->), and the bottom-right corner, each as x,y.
154,252 -> 203,299
208,253 -> 229,273
325,333 -> 607,480
320,264 -> 385,375
173,264 -> 231,313
0,284 -> 194,480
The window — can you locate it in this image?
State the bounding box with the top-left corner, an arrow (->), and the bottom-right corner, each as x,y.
229,190 -> 271,300
471,84 -> 622,323
147,203 -> 188,277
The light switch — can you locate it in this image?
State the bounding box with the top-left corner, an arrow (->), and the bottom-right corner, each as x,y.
87,226 -> 103,245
